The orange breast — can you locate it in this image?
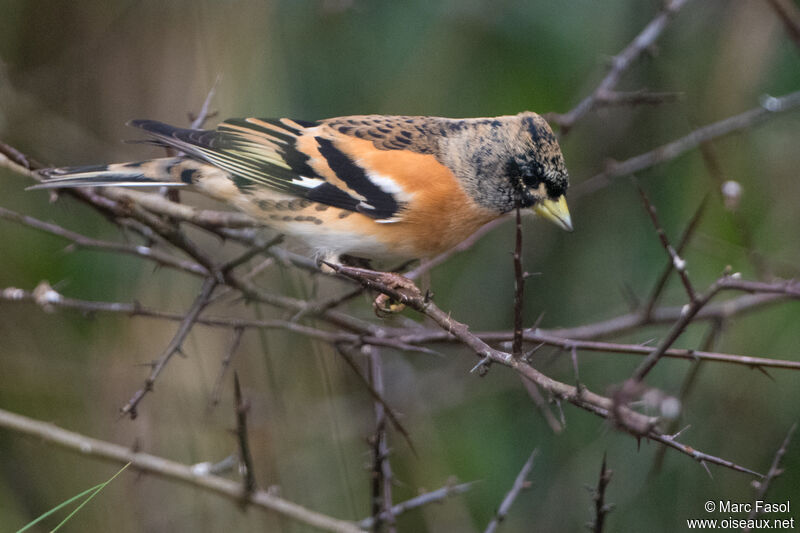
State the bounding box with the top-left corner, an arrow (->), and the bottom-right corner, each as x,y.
330,136 -> 498,257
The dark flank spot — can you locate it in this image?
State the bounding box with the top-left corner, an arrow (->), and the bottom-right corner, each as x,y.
315,203 -> 329,211
393,137 -> 411,145
313,218 -> 323,225
377,127 -> 391,134
368,129 -> 384,138
490,119 -> 501,128
126,161 -> 144,168
399,130 -> 412,138
290,199 -> 311,209
337,126 -> 353,134
257,199 -> 274,210
405,118 -> 415,123
338,211 -> 352,219
282,216 -> 293,221
269,214 -> 281,220
180,168 -> 196,184
275,200 -> 292,210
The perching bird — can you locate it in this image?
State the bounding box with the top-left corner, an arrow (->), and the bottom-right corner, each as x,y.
34,113 -> 572,262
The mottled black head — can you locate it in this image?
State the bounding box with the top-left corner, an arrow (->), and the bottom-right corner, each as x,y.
508,112 -> 569,207
439,111 -> 572,230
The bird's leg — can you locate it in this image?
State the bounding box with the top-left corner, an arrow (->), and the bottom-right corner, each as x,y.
321,261 -> 419,316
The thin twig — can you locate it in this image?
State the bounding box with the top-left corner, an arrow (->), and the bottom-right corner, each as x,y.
484,449 -> 538,533
642,196 -> 708,318
574,90 -> 800,198
190,76 -> 221,129
0,408 -> 361,533
587,453 -> 613,533
367,346 -> 396,533
334,344 -> 417,455
0,206 -> 209,277
233,372 -> 257,498
120,277 -> 218,418
358,481 -> 476,529
209,327 -> 246,409
651,322 -> 720,474
512,206 -> 525,357
636,183 -> 696,302
744,423 -> 797,529
325,263 -> 763,477
552,0 -> 692,131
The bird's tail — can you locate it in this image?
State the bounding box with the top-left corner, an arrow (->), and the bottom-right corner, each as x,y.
30,157 -> 193,190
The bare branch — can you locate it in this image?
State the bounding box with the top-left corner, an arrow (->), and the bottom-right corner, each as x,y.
325,264 -> 763,476
574,90 -> 800,198
334,344 -> 417,455
367,346 -> 396,533
0,206 -> 209,277
358,481 -> 476,530
209,327 -> 246,409
745,422 -> 797,529
484,449 -> 538,533
586,453 -> 614,533
233,373 -> 257,498
512,206 -> 525,357
190,76 -> 221,129
0,407 -> 362,533
552,0 -> 692,131
642,196 -> 708,318
120,277 -> 218,418
636,183 -> 697,302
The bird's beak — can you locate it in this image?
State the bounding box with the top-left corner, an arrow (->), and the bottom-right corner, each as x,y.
533,195 -> 573,232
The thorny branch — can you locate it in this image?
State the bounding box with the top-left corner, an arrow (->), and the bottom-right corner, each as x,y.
745,423 -> 797,529
326,262 -> 764,477
552,0 -> 693,131
120,277 -> 218,418
366,346 -> 397,533
2,3 -> 800,527
484,449 -> 538,533
234,373 -> 257,499
587,454 -> 614,533
574,90 -> 800,198
0,408 -> 362,533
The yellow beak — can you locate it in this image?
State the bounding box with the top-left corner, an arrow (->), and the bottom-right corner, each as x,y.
533,195 -> 573,232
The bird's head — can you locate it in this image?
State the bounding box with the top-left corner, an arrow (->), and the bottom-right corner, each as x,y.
505,111 -> 572,231
442,111 -> 572,231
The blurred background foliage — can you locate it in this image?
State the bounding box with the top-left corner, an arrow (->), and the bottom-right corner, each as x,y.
1,0 -> 799,531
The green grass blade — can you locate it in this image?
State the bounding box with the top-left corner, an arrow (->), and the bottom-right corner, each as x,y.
15,484 -> 104,533
15,463 -> 131,533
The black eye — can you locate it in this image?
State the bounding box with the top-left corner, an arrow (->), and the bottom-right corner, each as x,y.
545,176 -> 568,198
506,158 -> 540,188
505,159 -> 522,180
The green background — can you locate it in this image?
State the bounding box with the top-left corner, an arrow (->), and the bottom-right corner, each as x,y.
1,1 -> 799,531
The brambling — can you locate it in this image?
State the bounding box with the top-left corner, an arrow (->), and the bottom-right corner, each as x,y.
35,113 -> 572,263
